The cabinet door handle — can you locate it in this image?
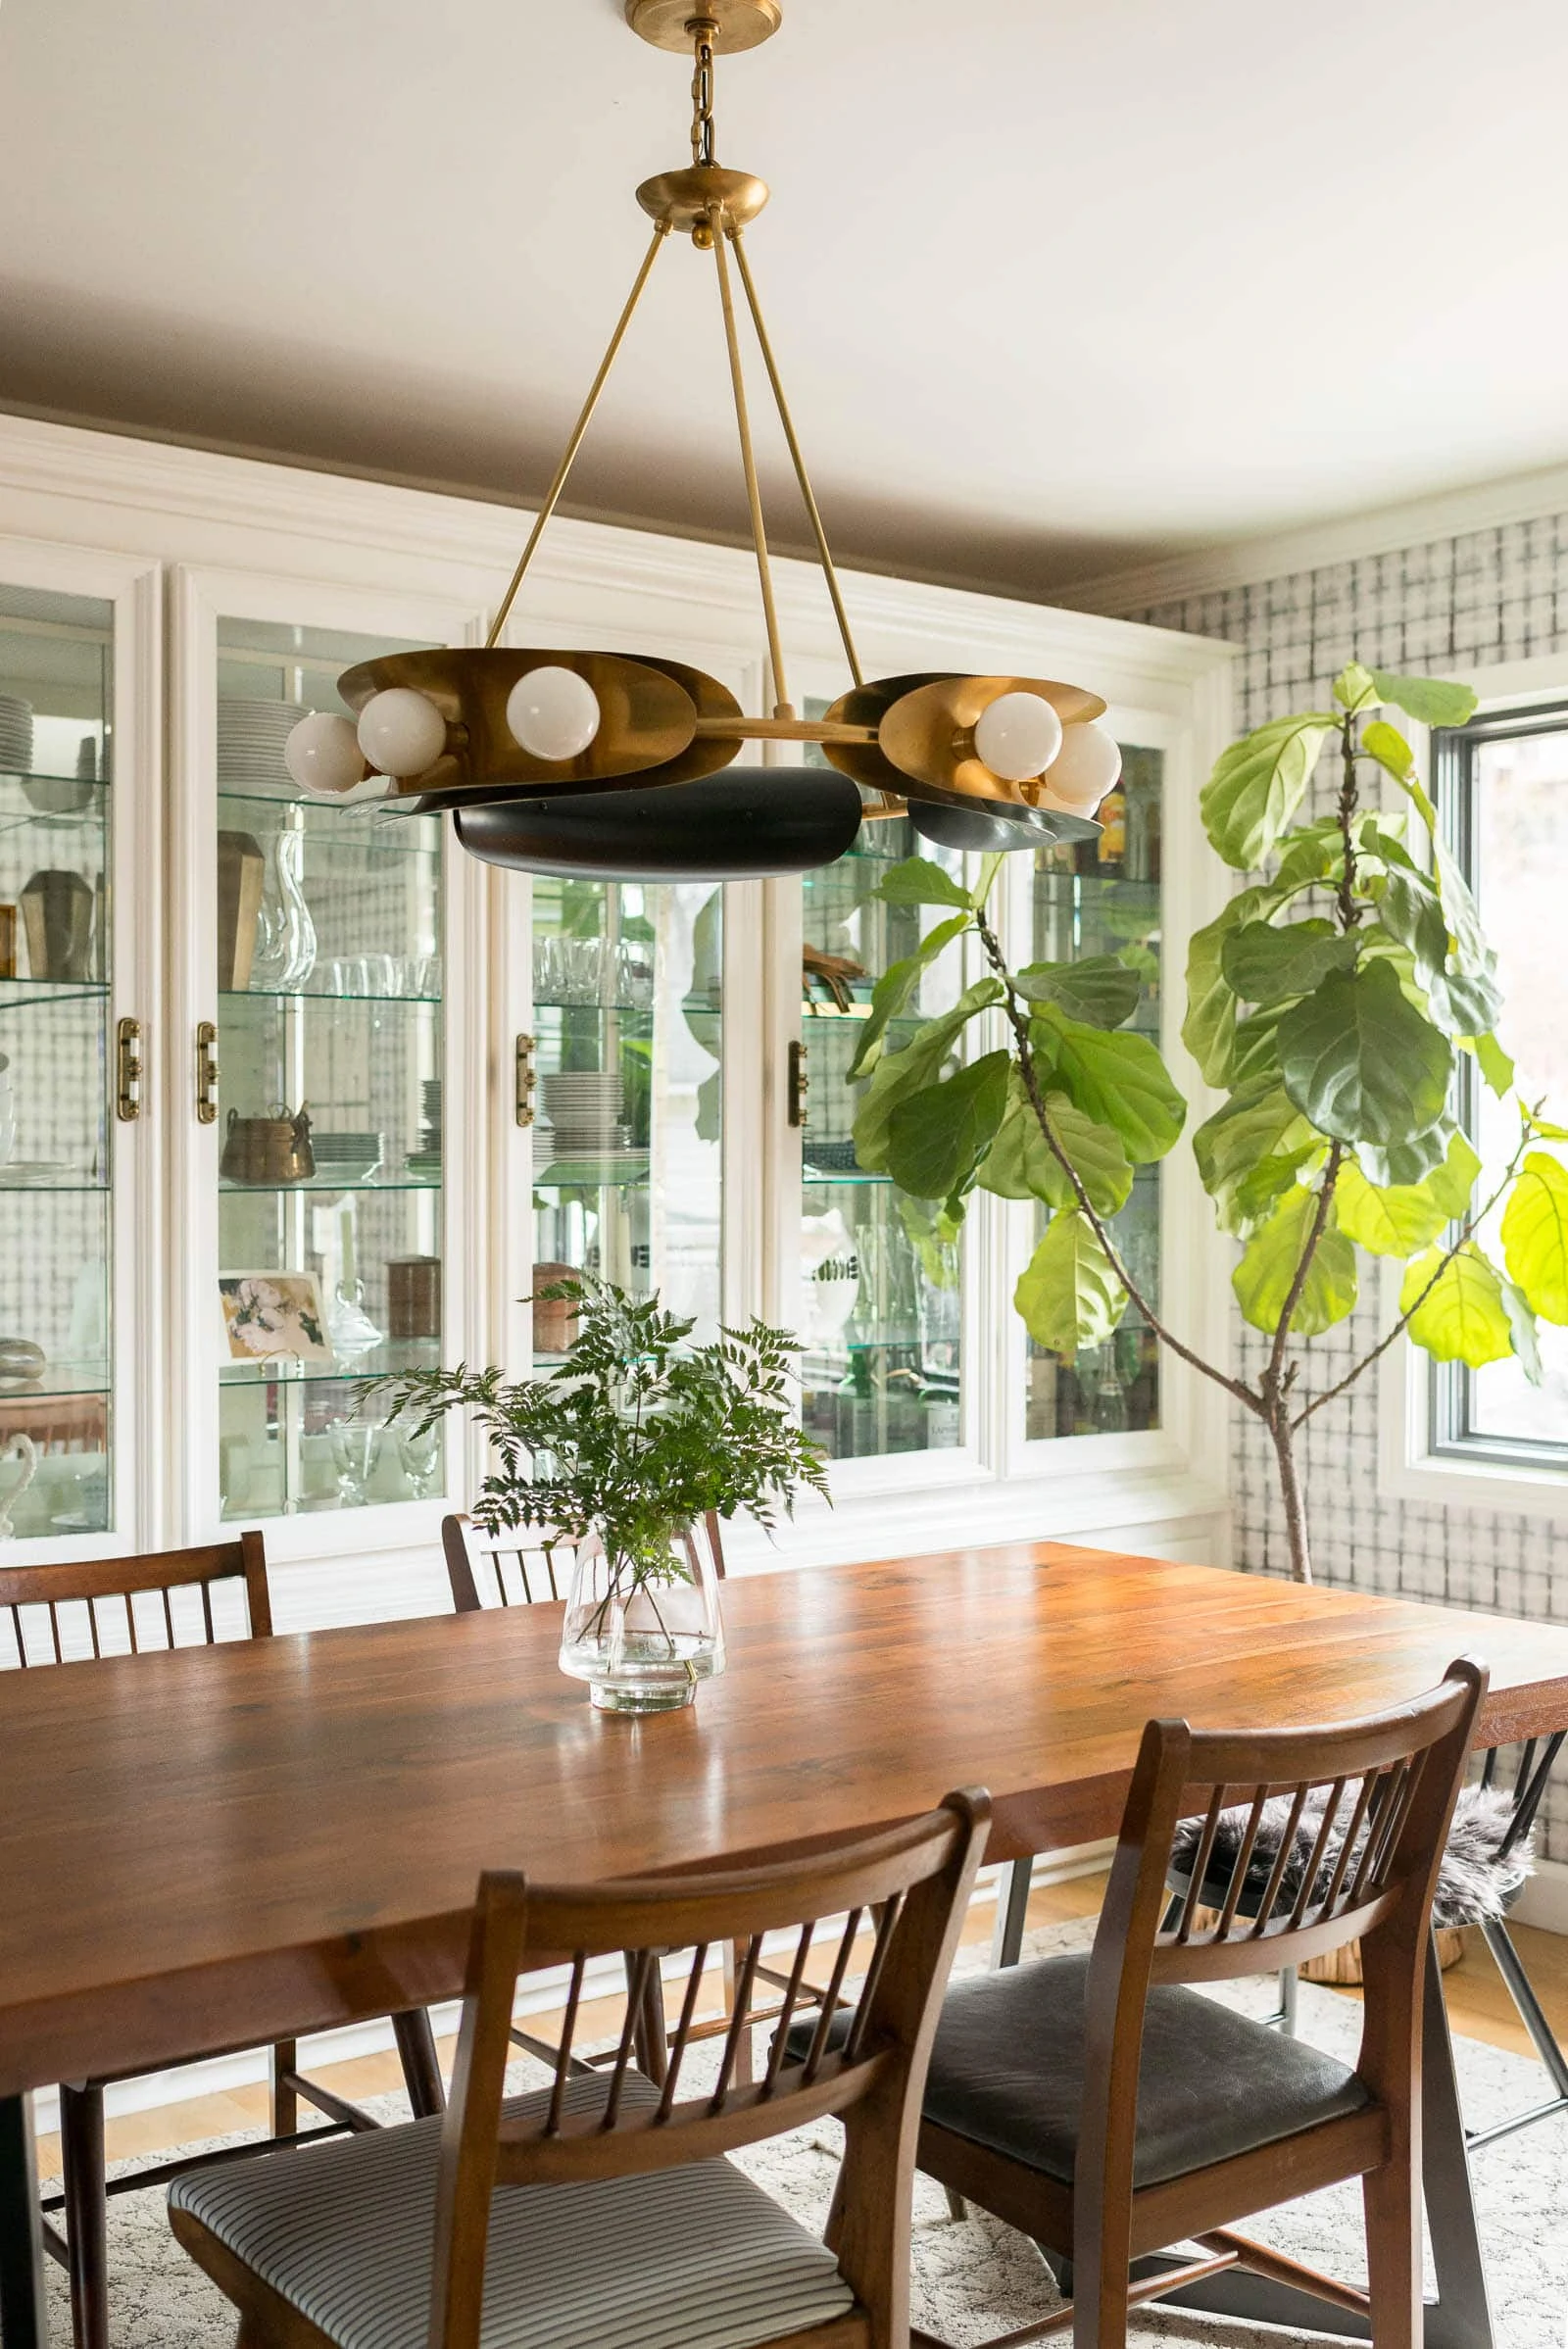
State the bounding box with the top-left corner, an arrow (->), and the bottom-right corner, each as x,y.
195,1020 -> 220,1124
116,1017 -> 144,1122
515,1032 -> 536,1128
788,1038 -> 808,1130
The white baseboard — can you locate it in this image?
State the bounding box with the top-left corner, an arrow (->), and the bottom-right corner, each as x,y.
30,1841 -> 1117,2142
1512,1854 -> 1568,1935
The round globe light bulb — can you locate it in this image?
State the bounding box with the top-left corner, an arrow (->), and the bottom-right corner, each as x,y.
972,691 -> 1064,784
506,666 -> 603,762
284,711 -> 367,798
355,688 -> 447,779
1044,721 -> 1122,810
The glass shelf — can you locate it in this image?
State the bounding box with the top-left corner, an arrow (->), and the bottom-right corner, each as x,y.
803,1165 -> 892,1189
0,1365 -> 111,1401
220,1176 -> 442,1195
0,1178 -> 107,1194
220,1343 -> 441,1388
0,978 -> 109,1006
0,767 -> 110,797
220,986 -> 442,1007
534,1154 -> 652,1190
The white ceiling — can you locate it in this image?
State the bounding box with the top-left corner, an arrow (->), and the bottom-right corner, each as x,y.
3,0 -> 1568,595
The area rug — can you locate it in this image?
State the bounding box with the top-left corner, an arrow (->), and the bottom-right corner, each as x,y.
36,1919 -> 1568,2349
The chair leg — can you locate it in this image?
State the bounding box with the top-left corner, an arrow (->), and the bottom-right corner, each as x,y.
1479,1915 -> 1568,2099
1362,2156 -> 1421,2349
59,2084 -> 108,2349
721,1941 -> 754,2087
270,2040 -> 297,2138
390,2010 -> 446,2119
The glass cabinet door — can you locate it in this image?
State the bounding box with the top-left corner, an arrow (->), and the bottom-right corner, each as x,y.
214,619 -> 446,1522
0,584 -> 115,1540
1024,740 -> 1163,1443
529,875 -> 723,1347
797,809 -> 966,1466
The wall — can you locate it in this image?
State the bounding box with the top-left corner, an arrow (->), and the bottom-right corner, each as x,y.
1133,514 -> 1568,1870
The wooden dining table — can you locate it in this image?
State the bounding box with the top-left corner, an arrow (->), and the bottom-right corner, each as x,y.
5,1539 -> 1568,2349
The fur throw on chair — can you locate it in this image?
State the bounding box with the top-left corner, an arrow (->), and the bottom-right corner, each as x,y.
1169,1782 -> 1533,1931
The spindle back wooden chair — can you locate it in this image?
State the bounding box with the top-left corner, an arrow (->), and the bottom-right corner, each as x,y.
170,1788 -> 992,2349
0,1536 -> 443,2349
913,1658 -> 1487,2349
440,1508 -> 824,2083
1462,1730 -> 1568,2146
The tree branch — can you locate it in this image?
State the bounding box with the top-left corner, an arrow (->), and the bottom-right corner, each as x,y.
1262,1141 -> 1344,1399
974,907 -> 1262,1416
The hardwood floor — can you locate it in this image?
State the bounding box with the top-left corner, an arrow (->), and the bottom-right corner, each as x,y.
34,1869 -> 1567,2178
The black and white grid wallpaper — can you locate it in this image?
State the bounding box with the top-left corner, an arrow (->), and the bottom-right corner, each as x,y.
1137,514 -> 1568,1860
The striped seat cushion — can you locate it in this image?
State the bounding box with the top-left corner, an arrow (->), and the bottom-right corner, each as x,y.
171,2073 -> 856,2349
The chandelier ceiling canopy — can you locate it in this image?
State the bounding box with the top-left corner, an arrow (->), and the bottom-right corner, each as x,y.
283,1 -> 1123,878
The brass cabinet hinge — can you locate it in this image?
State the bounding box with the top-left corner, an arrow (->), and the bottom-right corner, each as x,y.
195,1020 -> 220,1124
515,1033 -> 536,1128
787,1037 -> 808,1130
115,1017 -> 143,1122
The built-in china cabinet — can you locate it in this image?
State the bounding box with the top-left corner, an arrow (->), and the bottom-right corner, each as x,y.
0,416 -> 1235,1619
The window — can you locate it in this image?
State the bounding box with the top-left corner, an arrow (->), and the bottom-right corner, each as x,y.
1431,699 -> 1568,1468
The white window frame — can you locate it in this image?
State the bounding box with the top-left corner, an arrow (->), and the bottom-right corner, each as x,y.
1379,652 -> 1568,1524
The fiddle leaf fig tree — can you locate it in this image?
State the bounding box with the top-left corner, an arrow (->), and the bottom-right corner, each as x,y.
851,663 -> 1567,1583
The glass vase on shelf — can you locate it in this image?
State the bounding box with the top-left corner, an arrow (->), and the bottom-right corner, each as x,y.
249,816 -> 317,993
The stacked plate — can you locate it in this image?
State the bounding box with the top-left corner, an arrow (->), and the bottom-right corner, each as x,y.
218,698 -> 308,792
313,1130 -> 384,1184
539,1071 -> 628,1155
0,695 -> 33,774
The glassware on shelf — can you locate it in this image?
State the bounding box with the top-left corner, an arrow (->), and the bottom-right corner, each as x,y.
395,1422 -> 442,1499
249,819 -> 317,992
326,1279 -> 383,1361
330,1419 -> 384,1507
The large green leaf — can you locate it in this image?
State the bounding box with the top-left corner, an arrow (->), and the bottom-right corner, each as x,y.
1034,1010 -> 1187,1163
1335,1159 -> 1450,1257
846,912 -> 969,1080
885,1051 -> 1010,1199
1427,1130 -> 1483,1217
1356,1120 -> 1456,1190
1220,917 -> 1359,1005
1360,718 -> 1417,785
1232,1186 -> 1358,1338
1500,1150 -> 1568,1322
1502,1280 -> 1544,1386
1183,887 -> 1267,1086
1428,958 -> 1504,1042
1470,1031 -> 1516,1098
851,979 -> 1002,1172
1200,714 -> 1339,871
1273,819 -> 1348,894
976,1073 -> 1132,1215
1369,672 -> 1480,729
1015,954 -> 1142,1030
1277,958 -> 1452,1146
1334,661 -> 1380,713
1229,1002 -> 1291,1088
1193,1077 -> 1318,1236
874,856 -> 972,910
1374,865 -> 1447,981
1400,1243 -> 1512,1366
1014,1210 -> 1127,1359
898,1194 -> 963,1291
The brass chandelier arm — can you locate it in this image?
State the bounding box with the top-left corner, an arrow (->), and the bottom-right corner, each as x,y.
486,220 -> 672,649
709,203 -> 792,718
729,229 -> 863,690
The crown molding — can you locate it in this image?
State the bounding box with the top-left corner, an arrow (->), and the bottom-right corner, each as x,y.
0,411 -> 1237,685
1050,459 -> 1568,618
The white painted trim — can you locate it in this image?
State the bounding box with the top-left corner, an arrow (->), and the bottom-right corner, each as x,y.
1377,651 -> 1568,1526
1513,1854 -> 1568,1936
1054,460 -> 1568,619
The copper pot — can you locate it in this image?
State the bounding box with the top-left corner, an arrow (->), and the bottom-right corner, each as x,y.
220,1104 -> 315,1186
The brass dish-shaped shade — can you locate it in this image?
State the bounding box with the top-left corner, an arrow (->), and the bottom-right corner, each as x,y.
452,764 -> 863,880
820,673 -> 1108,838
336,648 -> 744,799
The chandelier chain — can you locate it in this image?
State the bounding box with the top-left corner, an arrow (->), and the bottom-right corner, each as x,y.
690,20 -> 717,166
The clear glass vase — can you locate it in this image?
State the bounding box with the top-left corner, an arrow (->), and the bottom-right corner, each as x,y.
560,1529 -> 725,1713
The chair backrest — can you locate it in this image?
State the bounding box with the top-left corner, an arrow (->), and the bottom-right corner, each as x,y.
426,1788 -> 991,2349
441,1509 -> 725,1613
0,1531 -> 272,1667
1078,1657 -> 1486,2229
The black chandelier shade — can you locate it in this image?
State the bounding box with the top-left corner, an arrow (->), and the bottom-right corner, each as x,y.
908,798 -> 1101,855
450,764 -> 865,880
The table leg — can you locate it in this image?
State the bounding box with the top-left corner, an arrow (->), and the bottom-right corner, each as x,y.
991,1858 -> 1031,1970
1056,1937 -> 1495,2347
0,2093 -> 46,2349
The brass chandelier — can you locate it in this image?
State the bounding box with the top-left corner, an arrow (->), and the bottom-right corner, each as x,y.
283,0 -> 1123,877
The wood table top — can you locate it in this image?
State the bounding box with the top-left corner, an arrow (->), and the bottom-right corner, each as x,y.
3,1540 -> 1567,2096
